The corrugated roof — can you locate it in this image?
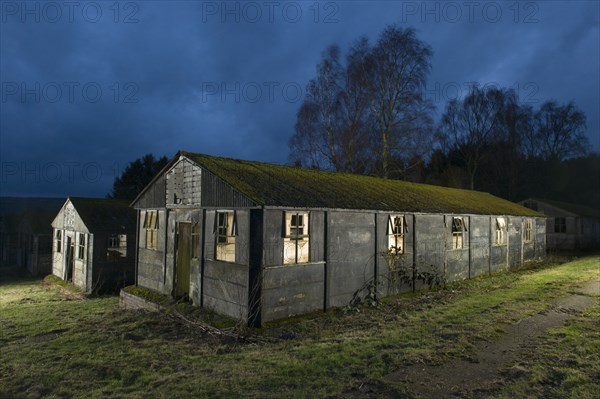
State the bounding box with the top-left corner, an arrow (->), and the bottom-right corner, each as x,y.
181,151 -> 541,217
69,197 -> 136,232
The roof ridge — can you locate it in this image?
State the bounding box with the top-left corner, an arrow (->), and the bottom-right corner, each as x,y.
153,151 -> 542,217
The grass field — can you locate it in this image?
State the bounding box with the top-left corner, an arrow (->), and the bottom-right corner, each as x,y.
1,256 -> 598,398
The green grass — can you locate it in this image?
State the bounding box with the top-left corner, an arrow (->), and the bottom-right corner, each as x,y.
489,291 -> 600,399
0,255 -> 598,398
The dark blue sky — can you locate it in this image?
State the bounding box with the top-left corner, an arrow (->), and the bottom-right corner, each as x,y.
1,1 -> 598,197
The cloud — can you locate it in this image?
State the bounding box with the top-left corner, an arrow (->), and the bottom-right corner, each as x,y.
1,0 -> 598,197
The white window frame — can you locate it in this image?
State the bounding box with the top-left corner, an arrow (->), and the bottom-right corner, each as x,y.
451,217 -> 467,250
283,212 -> 310,264
387,215 -> 405,255
495,217 -> 507,245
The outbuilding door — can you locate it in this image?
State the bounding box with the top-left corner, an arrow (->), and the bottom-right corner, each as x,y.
65,236 -> 74,281
174,222 -> 191,299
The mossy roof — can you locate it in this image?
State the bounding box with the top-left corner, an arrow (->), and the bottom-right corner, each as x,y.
69,197 -> 136,232
180,151 -> 540,217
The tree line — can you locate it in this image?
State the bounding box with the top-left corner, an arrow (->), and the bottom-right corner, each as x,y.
288,24 -> 597,207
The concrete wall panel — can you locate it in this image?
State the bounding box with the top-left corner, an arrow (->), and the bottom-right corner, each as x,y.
262,262 -> 325,322
327,211 -> 375,308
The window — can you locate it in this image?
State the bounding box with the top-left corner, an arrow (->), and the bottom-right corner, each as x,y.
143,211 -> 159,250
524,219 -> 533,242
284,212 -> 309,264
495,217 -> 507,245
77,233 -> 86,259
387,215 -> 405,254
107,234 -> 127,261
55,230 -> 62,253
192,222 -> 201,259
554,217 -> 566,233
215,211 -> 236,262
451,217 -> 467,249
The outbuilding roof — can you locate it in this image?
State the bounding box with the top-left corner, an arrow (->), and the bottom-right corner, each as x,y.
20,210 -> 59,234
526,198 -> 600,218
167,151 -> 540,217
67,197 -> 136,232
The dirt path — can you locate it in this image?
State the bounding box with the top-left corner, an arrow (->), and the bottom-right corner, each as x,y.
345,279 -> 599,398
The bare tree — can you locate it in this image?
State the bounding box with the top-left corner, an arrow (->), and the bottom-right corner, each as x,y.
365,26 -> 434,178
289,25 -> 434,177
289,44 -> 371,173
531,101 -> 588,161
438,85 -> 507,190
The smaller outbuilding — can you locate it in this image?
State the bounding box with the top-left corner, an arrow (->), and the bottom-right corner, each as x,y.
0,197 -> 65,268
17,210 -> 58,276
520,198 -> 600,251
51,197 -> 136,293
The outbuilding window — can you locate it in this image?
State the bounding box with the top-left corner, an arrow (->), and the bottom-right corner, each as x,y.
55,230 -> 62,253
524,219 -> 533,242
215,211 -> 236,262
495,217 -> 507,245
77,233 -> 86,259
554,217 -> 566,233
387,215 -> 405,254
284,212 -> 309,264
107,234 -> 127,261
451,217 -> 467,249
144,211 -> 159,250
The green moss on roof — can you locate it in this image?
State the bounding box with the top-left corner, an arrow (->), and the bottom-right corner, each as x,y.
180,151 -> 541,217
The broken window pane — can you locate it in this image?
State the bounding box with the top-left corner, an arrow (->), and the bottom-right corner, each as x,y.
284,212 -> 309,264
388,215 -> 405,255
215,211 -> 235,262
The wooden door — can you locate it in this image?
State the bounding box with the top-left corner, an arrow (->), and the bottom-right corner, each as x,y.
65,236 -> 74,281
174,222 -> 191,299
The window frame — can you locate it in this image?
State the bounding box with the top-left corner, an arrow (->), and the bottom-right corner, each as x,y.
451,217 -> 467,250
494,217 -> 507,245
387,215 -> 406,255
77,233 -> 86,260
143,210 -> 159,250
108,234 -> 118,249
215,211 -> 236,262
524,219 -> 533,242
283,211 -> 310,264
55,230 -> 62,253
107,233 -> 127,261
554,217 -> 566,234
